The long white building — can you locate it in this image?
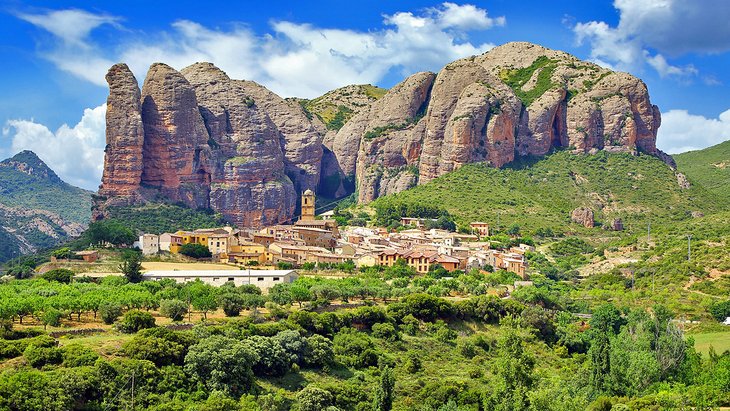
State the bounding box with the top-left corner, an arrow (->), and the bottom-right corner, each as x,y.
142,269 -> 297,290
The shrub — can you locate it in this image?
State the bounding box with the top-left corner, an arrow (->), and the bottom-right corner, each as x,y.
99,303 -> 122,325
217,292 -> 244,317
123,336 -> 185,366
24,344 -> 62,368
179,243 -> 212,259
41,269 -> 74,284
247,335 -> 291,377
303,335 -> 334,367
297,386 -> 334,411
371,322 -> 399,342
184,335 -> 256,396
159,299 -> 188,322
116,310 -> 156,333
709,300 -> 730,322
61,344 -> 99,367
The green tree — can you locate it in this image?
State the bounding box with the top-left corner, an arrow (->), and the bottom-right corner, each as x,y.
116,310 -> 156,333
179,243 -> 212,259
119,251 -> 143,283
99,302 -> 122,325
484,328 -> 535,411
297,386 -> 333,411
373,366 -> 395,411
85,219 -> 136,246
41,268 -> 74,284
40,308 -> 62,329
184,335 -> 256,396
217,292 -> 244,317
160,299 -> 188,322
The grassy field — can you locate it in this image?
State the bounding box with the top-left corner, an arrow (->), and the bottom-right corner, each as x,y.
689,330 -> 730,356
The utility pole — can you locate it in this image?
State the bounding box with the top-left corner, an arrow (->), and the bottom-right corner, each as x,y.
687,235 -> 692,262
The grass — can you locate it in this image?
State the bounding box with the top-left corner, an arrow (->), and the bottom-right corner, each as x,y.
688,330 -> 730,356
674,140 -> 730,207
500,56 -> 559,106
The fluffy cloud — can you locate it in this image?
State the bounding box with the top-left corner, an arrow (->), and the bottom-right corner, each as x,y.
2,105 -> 106,190
18,3 -> 503,98
573,0 -> 728,79
657,109 -> 730,153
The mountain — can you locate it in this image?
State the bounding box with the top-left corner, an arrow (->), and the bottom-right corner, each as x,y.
674,140 -> 730,206
96,42 -> 671,227
369,150 -> 725,234
0,151 -> 92,261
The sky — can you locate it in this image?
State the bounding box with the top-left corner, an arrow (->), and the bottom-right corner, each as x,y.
1,0 -> 729,190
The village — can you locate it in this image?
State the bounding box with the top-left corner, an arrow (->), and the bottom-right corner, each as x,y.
130,191 -> 531,288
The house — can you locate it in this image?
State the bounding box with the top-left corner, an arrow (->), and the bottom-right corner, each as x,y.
377,249 -> 405,267
434,254 -> 460,272
138,234 -> 160,255
293,226 -> 336,249
356,254 -> 378,268
142,269 -> 297,290
470,222 -> 490,237
400,217 -> 436,229
404,250 -> 437,274
252,233 -> 275,247
307,253 -> 350,265
75,250 -> 98,263
268,243 -> 330,266
159,233 -> 175,252
228,241 -> 272,265
168,229 -> 231,256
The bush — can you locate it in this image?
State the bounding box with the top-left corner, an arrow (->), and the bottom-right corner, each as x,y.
123,336 -> 185,366
303,335 -> 334,367
159,299 -> 188,322
217,292 -> 244,317
371,322 -> 399,342
61,344 -> 99,367
297,386 -> 334,411
41,269 -> 74,284
247,335 -> 291,377
99,303 -> 122,325
23,344 -> 62,368
179,243 -> 212,259
709,300 -> 730,322
116,310 -> 156,333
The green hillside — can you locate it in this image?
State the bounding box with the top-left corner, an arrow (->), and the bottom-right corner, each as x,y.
674,140 -> 730,205
370,150 -> 725,235
0,151 -> 93,261
0,150 -> 92,224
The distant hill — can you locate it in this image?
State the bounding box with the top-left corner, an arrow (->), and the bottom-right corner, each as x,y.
674,140 -> 730,206
370,150 -> 725,235
0,151 -> 92,261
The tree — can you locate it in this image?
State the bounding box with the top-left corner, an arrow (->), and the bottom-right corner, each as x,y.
41,269 -> 74,284
303,334 -> 334,367
119,251 -> 143,283
40,308 -> 62,330
506,224 -> 521,236
373,366 -> 395,411
184,335 -> 256,396
160,299 -> 188,322
217,292 -> 244,317
484,328 -> 535,411
99,302 -> 122,325
247,335 -> 291,376
116,310 -> 156,333
51,247 -> 74,260
290,284 -> 312,307
297,386 -> 333,411
84,219 -> 136,246
179,243 -> 212,259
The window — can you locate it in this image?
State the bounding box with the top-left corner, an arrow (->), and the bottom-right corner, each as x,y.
228,277 -> 235,282
257,277 -> 265,282
273,277 -> 280,281
213,277 -> 219,282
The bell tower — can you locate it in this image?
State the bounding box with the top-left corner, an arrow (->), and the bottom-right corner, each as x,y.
301,189 -> 315,221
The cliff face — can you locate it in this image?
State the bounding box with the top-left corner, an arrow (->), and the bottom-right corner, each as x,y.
97,42 -> 667,227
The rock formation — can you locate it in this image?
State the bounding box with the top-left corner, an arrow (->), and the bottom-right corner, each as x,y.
571,207 -> 595,228
97,42 -> 671,227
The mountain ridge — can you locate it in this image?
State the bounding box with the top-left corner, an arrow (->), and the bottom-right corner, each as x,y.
95,41 -> 672,227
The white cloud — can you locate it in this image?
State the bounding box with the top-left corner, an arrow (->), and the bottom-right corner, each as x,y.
573,0 -> 730,79
2,105 -> 106,190
18,3 -> 504,98
657,109 -> 730,153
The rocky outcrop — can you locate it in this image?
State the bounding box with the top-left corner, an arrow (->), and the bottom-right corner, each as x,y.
571,207 -> 595,228
140,63 -> 211,209
676,173 -> 691,189
98,42 -> 670,226
96,63 -> 145,217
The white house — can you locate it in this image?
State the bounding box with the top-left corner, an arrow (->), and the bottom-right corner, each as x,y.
142,269 -> 297,291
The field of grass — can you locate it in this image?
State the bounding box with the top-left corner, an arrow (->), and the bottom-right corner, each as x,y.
674,140 -> 730,207
688,330 -> 730,356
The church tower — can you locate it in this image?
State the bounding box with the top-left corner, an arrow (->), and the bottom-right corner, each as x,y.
301,189 -> 315,221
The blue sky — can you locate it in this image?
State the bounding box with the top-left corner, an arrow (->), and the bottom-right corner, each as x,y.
1,0 -> 730,190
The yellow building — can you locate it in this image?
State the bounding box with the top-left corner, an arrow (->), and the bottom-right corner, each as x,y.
168,229 -> 230,256
228,241 -> 272,265
301,189 -> 315,221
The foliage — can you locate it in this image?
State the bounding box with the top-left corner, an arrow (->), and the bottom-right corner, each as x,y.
105,203 -> 228,234
184,335 -> 256,396
373,366 -> 395,411
84,219 -> 136,246
501,56 -> 558,106
119,250 -> 143,283
116,310 -> 156,333
160,299 -> 189,322
41,268 -> 74,284
674,140 -> 730,207
99,302 -> 122,325
179,243 -> 212,259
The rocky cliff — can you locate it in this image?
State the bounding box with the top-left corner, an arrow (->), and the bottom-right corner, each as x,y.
97,42 -> 668,227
